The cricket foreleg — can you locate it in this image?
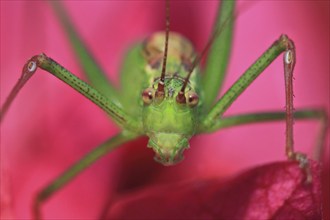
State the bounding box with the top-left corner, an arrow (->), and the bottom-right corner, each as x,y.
33,132 -> 137,220
200,35 -> 297,126
200,35 -> 325,182
1,54 -> 142,132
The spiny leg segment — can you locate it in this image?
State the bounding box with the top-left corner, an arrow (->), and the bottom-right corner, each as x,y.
281,40 -> 311,176
1,53 -> 141,131
200,35 -> 319,183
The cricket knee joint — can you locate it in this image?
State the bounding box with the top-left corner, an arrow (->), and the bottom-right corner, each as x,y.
279,34 -> 295,50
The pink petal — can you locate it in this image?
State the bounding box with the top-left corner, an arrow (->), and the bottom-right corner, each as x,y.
107,161 -> 322,219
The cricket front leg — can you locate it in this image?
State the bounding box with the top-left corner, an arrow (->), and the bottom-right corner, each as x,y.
200,35 -> 321,182
33,132 -> 138,220
1,53 -> 141,132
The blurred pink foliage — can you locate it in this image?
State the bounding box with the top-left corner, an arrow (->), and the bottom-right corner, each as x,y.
1,1 -> 329,219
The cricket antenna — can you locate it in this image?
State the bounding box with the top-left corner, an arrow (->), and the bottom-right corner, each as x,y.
177,4 -> 237,104
155,0 -> 170,101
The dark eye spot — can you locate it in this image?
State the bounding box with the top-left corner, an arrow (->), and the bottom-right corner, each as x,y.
142,88 -> 155,105
186,91 -> 199,107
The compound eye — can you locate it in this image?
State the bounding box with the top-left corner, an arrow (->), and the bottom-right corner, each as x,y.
142,88 -> 155,105
186,91 -> 199,107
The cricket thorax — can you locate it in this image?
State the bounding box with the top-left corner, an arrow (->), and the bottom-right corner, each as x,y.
141,32 -> 201,166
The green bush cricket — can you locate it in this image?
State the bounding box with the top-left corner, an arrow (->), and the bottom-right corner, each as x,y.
0,1 -> 328,219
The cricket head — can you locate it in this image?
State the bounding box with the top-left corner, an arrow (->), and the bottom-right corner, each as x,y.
140,1 -> 202,165
141,80 -> 200,166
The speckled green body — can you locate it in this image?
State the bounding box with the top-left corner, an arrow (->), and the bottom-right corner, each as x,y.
120,32 -> 202,164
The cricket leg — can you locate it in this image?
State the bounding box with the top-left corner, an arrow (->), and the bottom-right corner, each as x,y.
202,0 -> 235,111
200,35 -> 322,182
49,1 -> 119,103
204,109 -> 328,162
1,54 -> 141,132
33,132 -> 138,220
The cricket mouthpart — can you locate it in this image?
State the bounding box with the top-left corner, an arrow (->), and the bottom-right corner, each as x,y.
147,133 -> 190,166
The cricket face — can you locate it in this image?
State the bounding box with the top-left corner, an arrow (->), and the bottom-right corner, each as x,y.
141,86 -> 199,165
147,132 -> 189,165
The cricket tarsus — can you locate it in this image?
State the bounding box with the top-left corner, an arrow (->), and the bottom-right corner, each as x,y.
0,56 -> 39,123
156,0 -> 170,100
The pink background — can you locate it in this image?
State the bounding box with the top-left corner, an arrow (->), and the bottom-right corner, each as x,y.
1,1 -> 329,219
